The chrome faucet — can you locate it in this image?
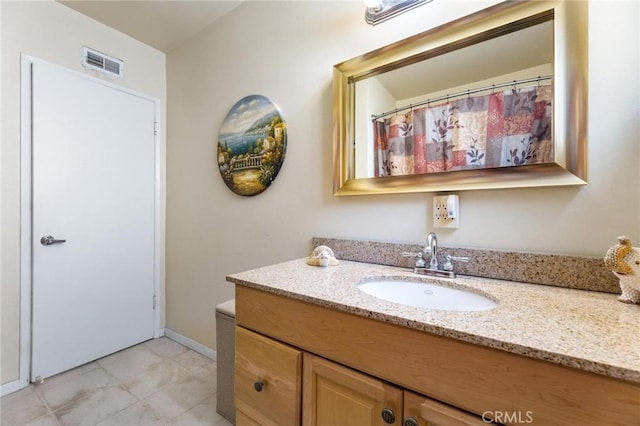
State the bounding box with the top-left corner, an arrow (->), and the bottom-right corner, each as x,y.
426,232 -> 438,269
403,231 -> 469,278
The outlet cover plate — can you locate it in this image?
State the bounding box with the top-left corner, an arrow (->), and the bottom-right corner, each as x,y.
433,194 -> 459,228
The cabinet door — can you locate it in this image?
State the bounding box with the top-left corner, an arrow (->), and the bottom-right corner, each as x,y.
235,327 -> 302,426
403,390 -> 489,426
303,353 -> 403,426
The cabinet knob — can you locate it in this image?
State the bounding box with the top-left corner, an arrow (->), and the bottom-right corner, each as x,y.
404,417 -> 418,426
254,380 -> 264,392
381,408 -> 396,424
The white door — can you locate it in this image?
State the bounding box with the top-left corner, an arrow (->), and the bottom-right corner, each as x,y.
31,62 -> 157,381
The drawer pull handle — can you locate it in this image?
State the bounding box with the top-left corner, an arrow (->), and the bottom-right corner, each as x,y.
381,408 -> 395,424
254,380 -> 264,392
404,417 -> 418,426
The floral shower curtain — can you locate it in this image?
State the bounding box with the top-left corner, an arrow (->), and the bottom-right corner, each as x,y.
373,84 -> 553,177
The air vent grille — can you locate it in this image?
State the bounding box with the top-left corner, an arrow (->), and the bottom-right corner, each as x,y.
82,47 -> 124,79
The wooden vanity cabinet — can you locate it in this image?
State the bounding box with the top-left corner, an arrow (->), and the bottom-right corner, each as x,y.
237,334 -> 486,426
235,286 -> 640,425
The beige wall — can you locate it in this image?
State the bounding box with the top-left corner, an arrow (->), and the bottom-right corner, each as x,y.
166,0 -> 639,351
3,0 -> 637,386
0,1 -> 166,385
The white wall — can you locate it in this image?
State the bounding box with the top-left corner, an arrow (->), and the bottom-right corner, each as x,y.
0,0 -> 166,386
166,0 -> 639,350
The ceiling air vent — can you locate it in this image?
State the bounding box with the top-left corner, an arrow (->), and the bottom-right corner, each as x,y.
82,47 -> 124,79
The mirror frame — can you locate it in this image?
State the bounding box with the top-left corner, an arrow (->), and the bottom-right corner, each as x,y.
333,0 -> 587,196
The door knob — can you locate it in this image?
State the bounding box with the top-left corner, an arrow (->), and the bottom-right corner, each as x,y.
40,235 -> 66,246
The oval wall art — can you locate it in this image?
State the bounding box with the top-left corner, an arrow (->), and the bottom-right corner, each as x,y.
217,95 -> 287,196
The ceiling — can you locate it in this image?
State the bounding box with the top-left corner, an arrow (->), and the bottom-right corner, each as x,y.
58,1 -> 244,52
373,20 -> 554,101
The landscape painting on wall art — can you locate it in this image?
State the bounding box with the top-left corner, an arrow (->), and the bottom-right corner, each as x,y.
217,95 -> 287,196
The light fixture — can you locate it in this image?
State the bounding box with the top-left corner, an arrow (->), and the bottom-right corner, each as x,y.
364,0 -> 432,25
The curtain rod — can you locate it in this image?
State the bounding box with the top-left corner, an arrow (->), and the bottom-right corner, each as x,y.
371,75 -> 552,121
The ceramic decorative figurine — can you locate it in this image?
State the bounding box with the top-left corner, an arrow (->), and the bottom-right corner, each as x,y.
604,236 -> 640,304
306,245 -> 339,267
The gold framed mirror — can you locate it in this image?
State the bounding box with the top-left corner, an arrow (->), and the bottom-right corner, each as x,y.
333,0 -> 587,196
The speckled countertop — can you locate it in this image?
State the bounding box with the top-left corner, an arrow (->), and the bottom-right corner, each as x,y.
227,258 -> 640,384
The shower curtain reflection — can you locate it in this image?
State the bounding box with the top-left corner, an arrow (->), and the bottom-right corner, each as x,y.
373,84 -> 553,177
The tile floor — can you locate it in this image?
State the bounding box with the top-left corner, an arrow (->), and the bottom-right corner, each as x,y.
0,337 -> 234,426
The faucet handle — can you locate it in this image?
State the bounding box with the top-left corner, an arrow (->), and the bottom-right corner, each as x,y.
442,255 -> 469,271
403,252 -> 426,268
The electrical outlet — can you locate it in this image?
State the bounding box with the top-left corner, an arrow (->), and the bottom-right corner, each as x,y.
433,194 -> 459,228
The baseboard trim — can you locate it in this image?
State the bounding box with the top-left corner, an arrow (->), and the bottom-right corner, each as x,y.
164,328 -> 216,361
0,377 -> 29,397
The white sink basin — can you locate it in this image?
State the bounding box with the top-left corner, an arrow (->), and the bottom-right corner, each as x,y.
358,279 -> 497,312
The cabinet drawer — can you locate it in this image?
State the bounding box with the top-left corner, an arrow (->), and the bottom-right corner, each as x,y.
235,326 -> 302,426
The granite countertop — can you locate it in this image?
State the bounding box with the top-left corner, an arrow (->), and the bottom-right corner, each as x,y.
227,258 -> 640,384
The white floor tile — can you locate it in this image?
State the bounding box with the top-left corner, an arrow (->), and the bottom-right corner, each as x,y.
141,377 -> 216,421
96,401 -> 161,426
122,358 -> 191,400
97,345 -> 164,382
1,338 -> 228,426
145,338 -> 189,358
0,386 -> 49,425
24,413 -> 60,426
169,395 -> 227,426
36,365 -> 117,411
172,350 -> 214,373
53,385 -> 137,426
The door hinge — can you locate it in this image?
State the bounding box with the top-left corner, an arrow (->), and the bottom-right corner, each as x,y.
153,121 -> 158,136
153,294 -> 157,310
